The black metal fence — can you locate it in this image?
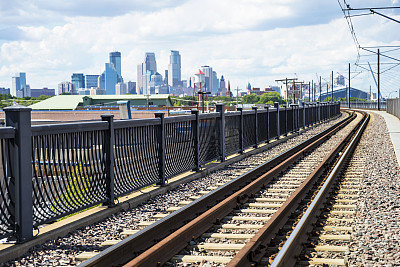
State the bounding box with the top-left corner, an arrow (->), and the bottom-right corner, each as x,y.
0,102 -> 340,242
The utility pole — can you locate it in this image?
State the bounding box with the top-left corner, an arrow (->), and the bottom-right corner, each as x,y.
275,78 -> 297,104
293,80 -> 296,104
312,80 -> 314,102
326,84 -> 328,102
378,49 -> 381,111
236,86 -> 239,107
300,81 -> 303,101
293,81 -> 305,103
331,70 -> 334,101
348,63 -> 351,109
319,76 -> 322,102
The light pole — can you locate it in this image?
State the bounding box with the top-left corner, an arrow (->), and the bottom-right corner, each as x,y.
198,91 -> 211,113
144,94 -> 150,110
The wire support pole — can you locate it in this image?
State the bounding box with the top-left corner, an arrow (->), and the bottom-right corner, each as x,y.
348,63 -> 351,109
378,49 -> 381,111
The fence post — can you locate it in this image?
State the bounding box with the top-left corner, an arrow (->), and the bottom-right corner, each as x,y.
289,105 -> 295,133
265,105 -> 270,143
252,106 -> 258,148
216,104 -> 225,162
274,102 -> 280,139
317,102 -> 321,123
155,113 -> 166,186
292,104 -> 299,132
4,106 -> 33,242
101,114 -> 116,207
284,104 -> 288,136
237,107 -> 244,154
191,109 -> 200,171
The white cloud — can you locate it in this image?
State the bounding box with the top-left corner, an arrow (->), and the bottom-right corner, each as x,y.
0,0 -> 399,97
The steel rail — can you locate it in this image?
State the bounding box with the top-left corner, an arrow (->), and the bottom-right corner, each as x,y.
228,111 -> 367,266
270,111 -> 369,266
79,112 -> 352,267
121,113 -> 356,267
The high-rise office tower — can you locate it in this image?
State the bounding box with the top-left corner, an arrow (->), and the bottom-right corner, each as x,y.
71,73 -> 85,90
58,81 -> 75,95
115,82 -> 127,95
201,66 -> 213,93
109,52 -> 121,78
164,70 -> 168,85
99,63 -> 118,94
212,71 -> 219,95
145,52 -> 157,73
11,76 -> 20,97
142,70 -> 152,95
137,63 -> 145,94
168,50 -> 181,87
85,75 -> 99,89
149,72 -> 163,94
127,81 -> 136,94
219,75 -> 227,96
11,72 -> 29,97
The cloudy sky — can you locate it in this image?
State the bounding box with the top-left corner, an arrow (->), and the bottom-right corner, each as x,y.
0,0 -> 399,97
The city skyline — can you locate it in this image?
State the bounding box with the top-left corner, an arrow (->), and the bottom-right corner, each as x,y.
0,1 -> 399,97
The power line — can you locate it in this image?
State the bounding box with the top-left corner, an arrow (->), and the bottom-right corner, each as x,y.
370,9 -> 400,24
343,6 -> 400,11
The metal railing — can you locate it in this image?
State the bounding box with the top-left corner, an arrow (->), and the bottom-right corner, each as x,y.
339,101 -> 387,110
0,102 -> 340,242
387,98 -> 400,120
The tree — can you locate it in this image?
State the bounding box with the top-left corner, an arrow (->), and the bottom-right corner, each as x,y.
243,94 -> 260,104
259,92 -> 282,104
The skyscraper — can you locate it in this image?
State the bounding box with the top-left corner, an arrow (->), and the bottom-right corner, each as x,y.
142,70 -> 152,95
145,52 -> 157,73
109,52 -> 121,78
58,81 -> 75,95
219,75 -> 227,96
115,82 -> 127,95
201,66 -> 213,93
99,63 -> 118,94
168,50 -> 181,87
11,76 -> 20,97
11,72 -> 28,97
137,63 -> 145,94
149,72 -> 163,94
71,73 -> 85,90
212,71 -> 219,95
85,74 -> 99,89
127,81 -> 136,94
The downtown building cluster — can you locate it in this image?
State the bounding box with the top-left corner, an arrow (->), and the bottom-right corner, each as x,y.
137,50 -> 231,97
59,52 -> 137,96
59,50 -> 231,97
4,50 -> 232,98
9,72 -> 55,98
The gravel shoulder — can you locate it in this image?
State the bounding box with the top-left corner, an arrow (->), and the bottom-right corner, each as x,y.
349,112 -> 400,266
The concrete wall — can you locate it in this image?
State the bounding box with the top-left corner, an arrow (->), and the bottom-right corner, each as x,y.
387,98 -> 400,120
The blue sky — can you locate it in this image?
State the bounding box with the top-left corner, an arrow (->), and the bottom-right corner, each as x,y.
0,0 -> 399,97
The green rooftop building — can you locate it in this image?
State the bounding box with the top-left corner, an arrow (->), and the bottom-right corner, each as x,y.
29,94 -> 172,110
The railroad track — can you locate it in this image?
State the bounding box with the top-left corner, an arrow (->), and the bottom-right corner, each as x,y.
268,111 -> 369,266
74,110 -> 368,267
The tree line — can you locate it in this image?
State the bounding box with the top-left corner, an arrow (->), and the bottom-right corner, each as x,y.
0,94 -> 53,109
